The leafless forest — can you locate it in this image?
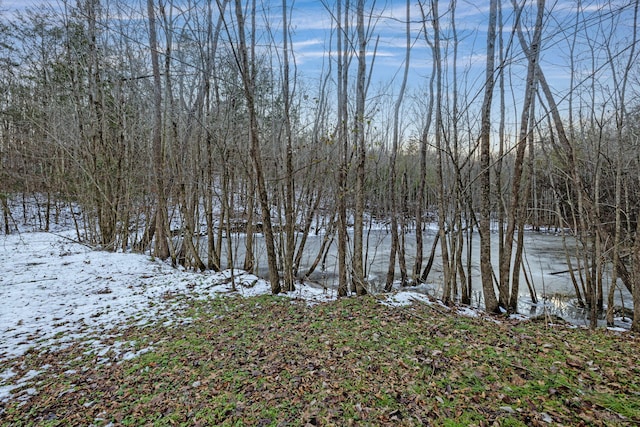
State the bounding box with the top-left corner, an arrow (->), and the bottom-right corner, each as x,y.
1,0 -> 639,330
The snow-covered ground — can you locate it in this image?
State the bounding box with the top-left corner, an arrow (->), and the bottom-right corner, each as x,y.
0,229 -> 443,403
1,230 -> 334,360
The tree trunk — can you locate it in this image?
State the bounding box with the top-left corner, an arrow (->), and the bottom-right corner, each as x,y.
352,0 -> 367,296
294,189 -> 323,277
609,0 -> 638,326
385,0 -> 410,292
146,0 -> 170,260
232,0 -> 280,293
633,217 -> 640,332
1,196 -> 11,234
479,0 -> 500,313
421,231 -> 440,282
430,0 -> 452,305
336,0 -> 349,297
415,2 -> 437,282
500,0 -> 543,312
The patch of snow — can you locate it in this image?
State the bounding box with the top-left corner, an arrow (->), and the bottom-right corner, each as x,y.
282,283 -> 336,305
0,231 -> 236,360
0,384 -> 16,403
410,283 -> 438,295
0,368 -> 46,403
435,299 -> 451,311
457,307 -> 480,318
0,368 -> 16,381
381,291 -> 433,307
0,368 -> 18,403
19,369 -> 43,382
18,387 -> 38,400
119,346 -> 154,362
539,412 -> 553,423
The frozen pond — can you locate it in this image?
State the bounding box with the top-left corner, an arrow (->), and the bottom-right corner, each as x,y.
201,228 -> 634,327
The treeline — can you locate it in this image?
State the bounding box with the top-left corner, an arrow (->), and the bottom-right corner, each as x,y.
0,0 -> 639,330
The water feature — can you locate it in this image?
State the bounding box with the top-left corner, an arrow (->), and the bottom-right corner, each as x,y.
201,227 -> 634,328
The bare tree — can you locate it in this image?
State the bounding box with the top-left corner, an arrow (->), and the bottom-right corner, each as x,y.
224,0 -> 281,293
479,0 -> 500,313
147,0 -> 170,260
384,0 -> 410,291
499,0 -> 544,312
415,1 -> 437,283
351,0 -> 368,296
281,0 -> 296,292
335,0 -> 349,297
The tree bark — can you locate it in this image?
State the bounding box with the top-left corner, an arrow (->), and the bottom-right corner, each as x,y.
634,218 -> 640,332
429,0 -> 452,305
146,0 -> 170,260
479,0 -> 500,313
415,1 -> 437,282
352,0 -> 367,296
281,0 -> 296,292
336,0 -> 349,297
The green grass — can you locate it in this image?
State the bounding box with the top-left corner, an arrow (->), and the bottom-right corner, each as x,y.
1,294 -> 638,426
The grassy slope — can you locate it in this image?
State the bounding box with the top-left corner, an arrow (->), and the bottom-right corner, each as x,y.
1,294 -> 639,426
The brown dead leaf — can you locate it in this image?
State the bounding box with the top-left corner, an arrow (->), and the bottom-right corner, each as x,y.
566,357 -> 584,369
511,373 -> 527,386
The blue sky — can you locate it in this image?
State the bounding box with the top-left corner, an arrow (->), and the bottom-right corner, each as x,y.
3,0 -> 638,130
0,1 -> 533,80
